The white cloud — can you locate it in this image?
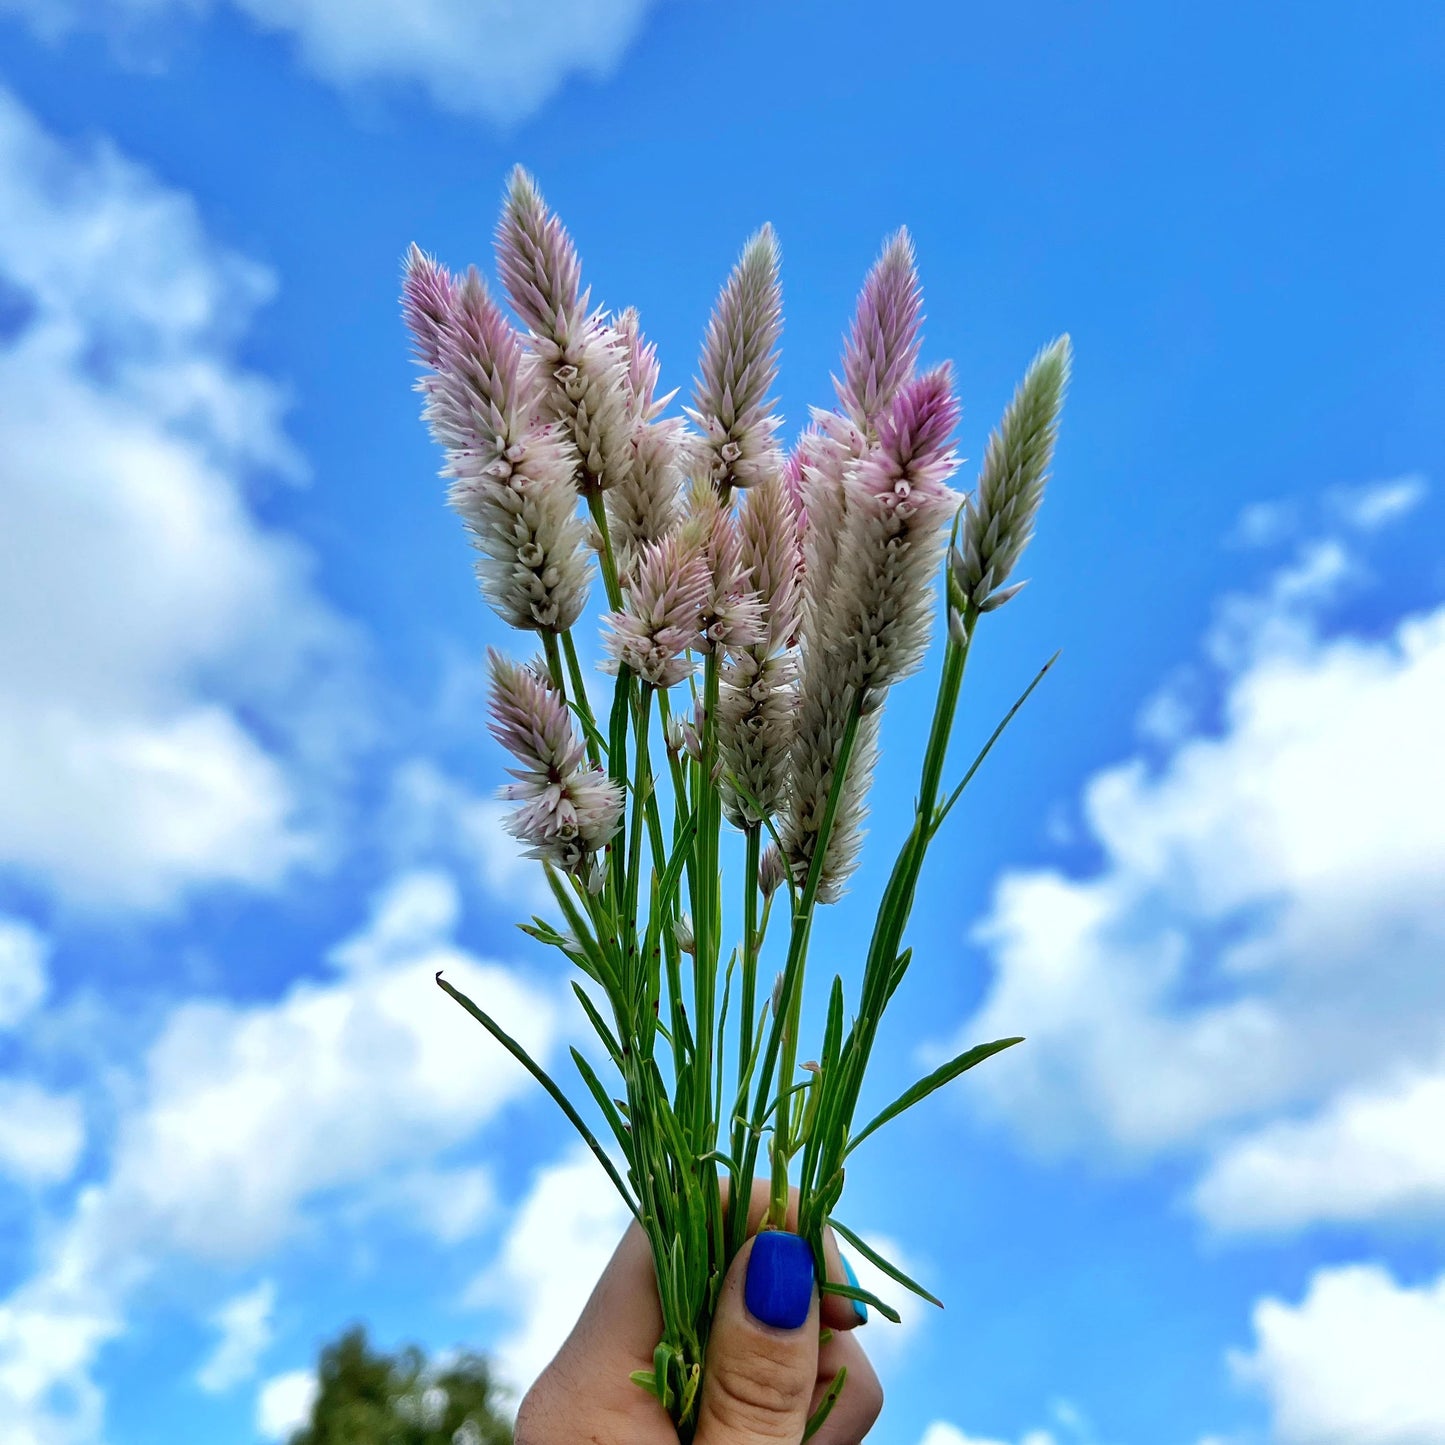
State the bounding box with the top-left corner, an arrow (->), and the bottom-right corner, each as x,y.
342,1161 -> 497,1246
917,1424 -> 1056,1445
465,1147 -> 631,1393
839,1230 -> 927,1377
1229,500 -> 1299,549
0,915 -> 49,1028
0,86 -> 357,911
1326,474 -> 1429,532
0,869 -> 558,1441
256,1367 -> 317,1441
0,1079 -> 85,1185
381,759 -> 551,911
2,0 -> 659,125
1231,1264 -> 1445,1444
195,1280 -> 275,1393
946,541 -> 1445,1169
1193,1055 -> 1445,1234
915,1399 -> 1099,1445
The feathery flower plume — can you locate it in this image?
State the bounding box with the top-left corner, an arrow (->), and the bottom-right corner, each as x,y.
402,255 -> 591,633
798,234 -> 924,643
496,167 -> 633,495
688,226 -> 783,494
601,530 -> 710,687
401,245 -> 456,368
606,308 -> 688,577
784,366 -> 961,899
718,475 -> 804,827
683,483 -> 766,655
836,228 -> 924,432
487,650 -> 622,870
832,364 -> 962,692
795,413 -> 866,641
952,336 -> 1072,613
758,842 -> 787,900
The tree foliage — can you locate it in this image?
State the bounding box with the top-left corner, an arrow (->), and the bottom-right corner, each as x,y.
287,1324 -> 511,1445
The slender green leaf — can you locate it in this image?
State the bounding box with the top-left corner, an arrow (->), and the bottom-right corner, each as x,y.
570,1047 -> 632,1157
819,1280 -> 901,1324
829,1217 -> 944,1309
435,971 -> 638,1220
932,652 -> 1059,838
804,1366 -> 848,1441
846,1037 -> 1025,1157
570,981 -> 623,1067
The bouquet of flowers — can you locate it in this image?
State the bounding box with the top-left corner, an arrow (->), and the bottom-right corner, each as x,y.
402,169 -> 1069,1441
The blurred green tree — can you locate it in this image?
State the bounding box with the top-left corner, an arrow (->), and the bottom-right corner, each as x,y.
287,1324 -> 512,1445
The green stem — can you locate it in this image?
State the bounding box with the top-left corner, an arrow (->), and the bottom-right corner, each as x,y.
798,606 -> 978,1244
561,628 -> 601,768
729,693 -> 865,1249
541,630 -> 566,694
587,492 -> 624,612
624,685 -> 654,1001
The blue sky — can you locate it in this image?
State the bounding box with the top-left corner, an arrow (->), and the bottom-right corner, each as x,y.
0,2 -> 1442,1443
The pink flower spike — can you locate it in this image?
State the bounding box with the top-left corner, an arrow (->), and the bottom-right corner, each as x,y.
865,363 -> 962,507
689,225 -> 783,493
401,244 -> 456,368
602,531 -> 710,688
496,166 -> 586,349
486,650 -> 585,784
836,229 -> 923,431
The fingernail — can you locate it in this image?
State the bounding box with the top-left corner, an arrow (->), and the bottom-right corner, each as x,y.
842,1255 -> 868,1324
745,1231 -> 814,1330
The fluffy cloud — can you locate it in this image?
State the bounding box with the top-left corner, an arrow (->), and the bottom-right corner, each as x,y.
464,1147 -> 632,1394
0,86 -> 357,911
945,535 -> 1445,1210
918,1429 -> 1056,1445
1193,1055 -> 1445,1234
255,1367 -> 317,1441
195,1280 -> 276,1393
1326,474 -> 1428,532
0,1079 -> 85,1186
1,0 -> 659,125
1231,1264 -> 1445,1444
0,915 -> 49,1029
0,870 -> 558,1441
381,759 -> 551,911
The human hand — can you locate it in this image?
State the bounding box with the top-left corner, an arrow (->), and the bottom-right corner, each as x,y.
516,1201 -> 882,1445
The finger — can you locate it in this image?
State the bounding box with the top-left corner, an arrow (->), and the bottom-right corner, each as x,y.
531,1221 -> 671,1427
727,1178 -> 865,1333
695,1231 -> 820,1445
810,1330 -> 883,1445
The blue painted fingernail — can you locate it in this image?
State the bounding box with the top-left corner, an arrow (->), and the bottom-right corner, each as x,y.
842,1255 -> 868,1323
745,1231 -> 814,1329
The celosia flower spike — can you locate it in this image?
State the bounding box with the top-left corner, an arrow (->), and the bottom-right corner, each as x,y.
401,254 -> 592,633
496,168 -> 633,495
495,167 -> 587,349
836,228 -> 924,432
605,309 -> 687,576
784,365 -> 962,900
953,335 -> 1072,612
718,474 -> 804,827
689,226 -> 784,494
602,531 -> 710,687
684,483 -> 766,654
614,307 -> 671,424
401,244 -> 456,368
487,650 -> 622,871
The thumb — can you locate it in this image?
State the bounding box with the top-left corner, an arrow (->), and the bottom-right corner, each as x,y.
695,1230 -> 819,1445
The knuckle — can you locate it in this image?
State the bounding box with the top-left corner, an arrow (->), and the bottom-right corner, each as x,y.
705,1344 -> 808,1440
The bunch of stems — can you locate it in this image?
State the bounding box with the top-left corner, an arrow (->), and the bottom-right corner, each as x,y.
405,170 -> 1070,1442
